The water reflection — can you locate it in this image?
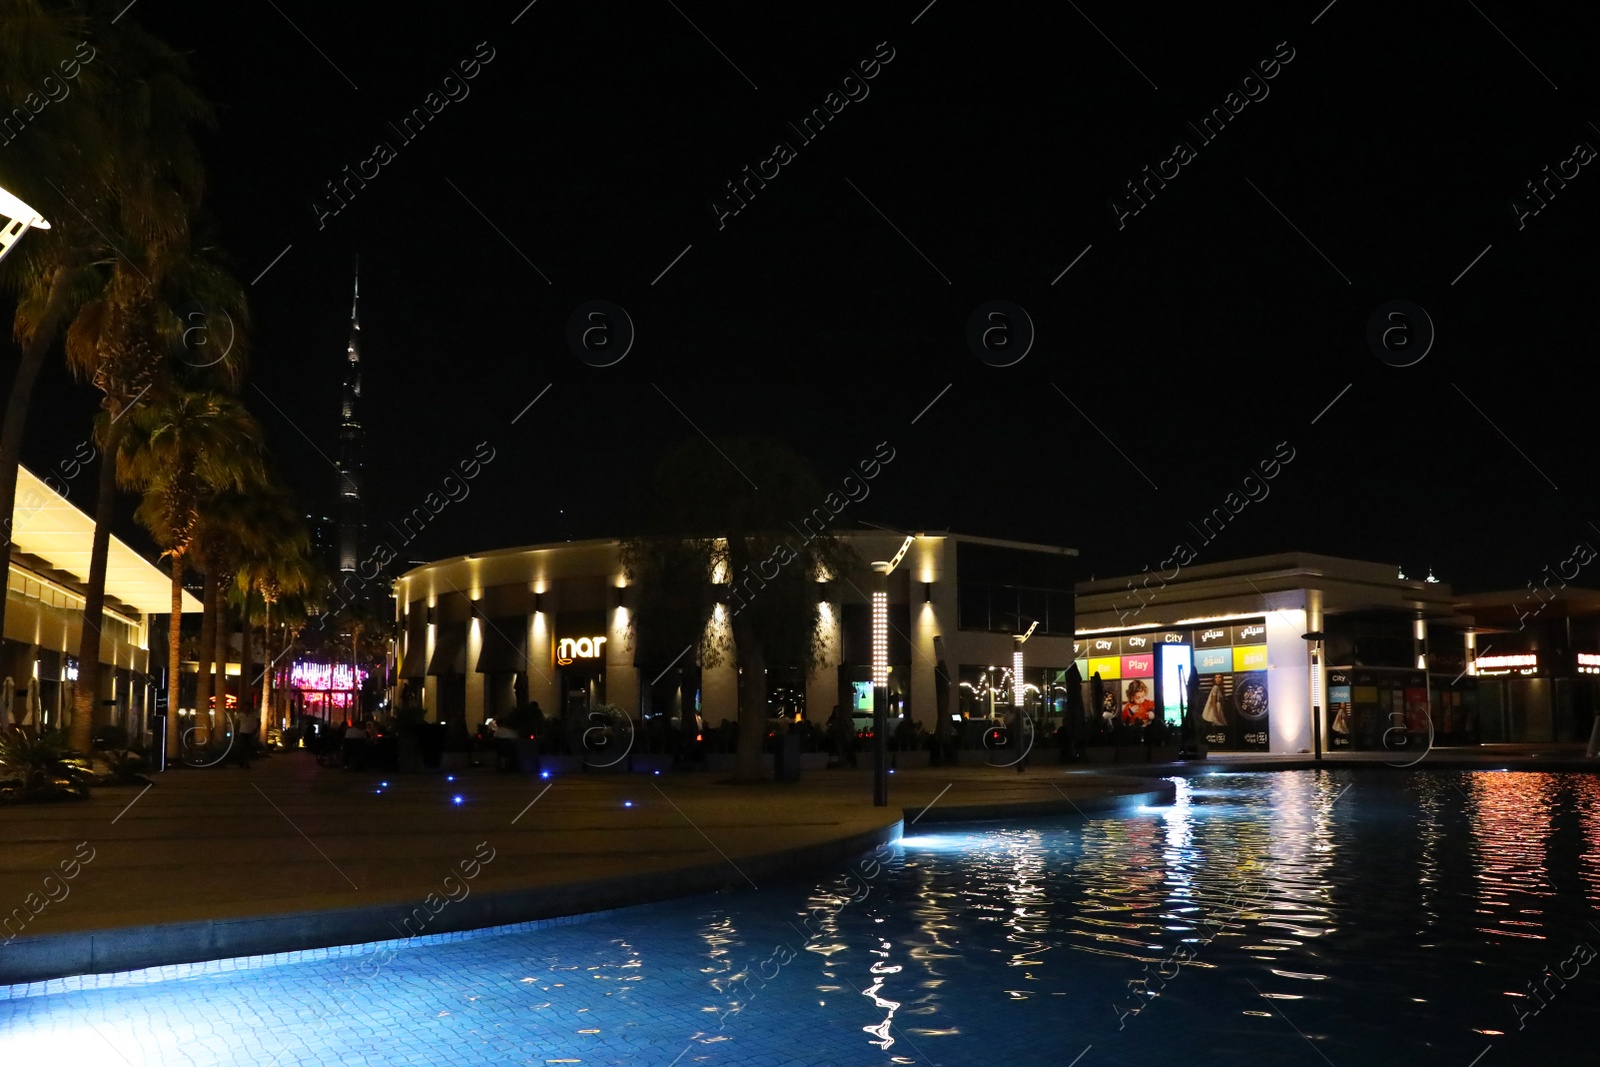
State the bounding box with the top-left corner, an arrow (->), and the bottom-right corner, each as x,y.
1466,771 -> 1556,941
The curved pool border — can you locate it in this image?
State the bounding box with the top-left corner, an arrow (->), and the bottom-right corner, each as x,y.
0,777 -> 1172,991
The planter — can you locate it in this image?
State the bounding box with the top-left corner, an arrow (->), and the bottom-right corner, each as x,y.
1084,746 -> 1118,764
891,750 -> 930,769
799,752 -> 829,771
1147,745 -> 1181,763
440,750 -> 471,771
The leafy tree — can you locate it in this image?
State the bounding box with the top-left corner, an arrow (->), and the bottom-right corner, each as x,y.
622,438 -> 861,782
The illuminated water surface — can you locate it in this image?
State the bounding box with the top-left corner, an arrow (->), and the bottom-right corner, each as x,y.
4,770 -> 1597,1064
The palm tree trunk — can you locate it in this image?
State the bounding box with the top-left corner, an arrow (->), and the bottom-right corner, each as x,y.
167,553 -> 183,759
259,601 -> 273,736
69,430 -> 120,752
732,620 -> 767,782
213,579 -> 229,738
0,270 -> 72,662
194,565 -> 216,743
241,608 -> 255,736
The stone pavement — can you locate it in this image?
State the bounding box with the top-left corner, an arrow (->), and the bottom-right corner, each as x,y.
0,752 -> 1171,983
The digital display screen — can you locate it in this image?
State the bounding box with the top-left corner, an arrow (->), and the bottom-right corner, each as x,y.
1158,644 -> 1193,726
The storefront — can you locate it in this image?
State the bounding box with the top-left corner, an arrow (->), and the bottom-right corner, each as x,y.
1076,553 -> 1468,755
0,465 -> 197,743
1068,620 -> 1272,751
1451,589 -> 1600,745
393,531 -> 1080,739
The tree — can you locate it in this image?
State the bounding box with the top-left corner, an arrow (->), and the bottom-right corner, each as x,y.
622,438 -> 861,782
233,483 -> 314,735
0,1 -> 215,689
124,388 -> 261,754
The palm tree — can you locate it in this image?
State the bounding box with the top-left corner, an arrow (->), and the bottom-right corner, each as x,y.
232,484 -> 314,736
123,388 -> 261,754
0,1 -> 214,674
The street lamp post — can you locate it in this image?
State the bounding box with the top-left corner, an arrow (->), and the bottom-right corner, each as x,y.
870,534 -> 915,808
0,186 -> 50,265
872,562 -> 889,807
1303,630 -> 1325,762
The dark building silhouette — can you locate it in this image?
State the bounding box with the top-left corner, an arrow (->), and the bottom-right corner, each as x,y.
336,261 -> 365,575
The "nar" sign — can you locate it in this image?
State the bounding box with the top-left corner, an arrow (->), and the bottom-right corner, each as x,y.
556,635 -> 607,664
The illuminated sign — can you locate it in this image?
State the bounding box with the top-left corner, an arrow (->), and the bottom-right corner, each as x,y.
1233,645 -> 1269,671
1474,653 -> 1537,675
1580,653 -> 1600,675
1086,655 -> 1121,680
290,662 -> 368,691
1121,654 -> 1154,678
556,635 -> 607,665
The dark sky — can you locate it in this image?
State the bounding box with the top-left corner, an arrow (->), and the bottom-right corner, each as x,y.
18,0 -> 1598,593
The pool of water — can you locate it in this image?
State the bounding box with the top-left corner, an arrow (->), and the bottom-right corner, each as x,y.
4,769 -> 1598,1064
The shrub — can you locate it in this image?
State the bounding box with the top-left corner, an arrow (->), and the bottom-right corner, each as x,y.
0,728 -> 92,802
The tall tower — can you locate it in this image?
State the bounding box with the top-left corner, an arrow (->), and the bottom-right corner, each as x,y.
335,260 -> 365,575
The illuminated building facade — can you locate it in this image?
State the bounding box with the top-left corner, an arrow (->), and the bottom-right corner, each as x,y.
0,465 -> 201,741
391,532 -> 1080,736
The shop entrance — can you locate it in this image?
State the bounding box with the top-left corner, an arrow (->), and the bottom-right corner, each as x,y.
562,666 -> 605,718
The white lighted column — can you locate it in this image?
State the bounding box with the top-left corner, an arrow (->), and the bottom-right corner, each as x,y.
1264,593 -> 1311,754
608,588 -> 639,716
466,612 -> 485,729
808,585 -> 841,724
1012,637 -> 1025,708
529,602 -> 558,714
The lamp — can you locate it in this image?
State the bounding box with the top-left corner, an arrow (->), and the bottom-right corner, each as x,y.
0,185 -> 49,265
923,582 -> 932,603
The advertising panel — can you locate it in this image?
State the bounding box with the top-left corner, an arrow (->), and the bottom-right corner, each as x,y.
1195,647 -> 1232,674
1233,645 -> 1269,671
1087,655 -> 1121,680
1158,644 -> 1192,726
1121,653 -> 1155,678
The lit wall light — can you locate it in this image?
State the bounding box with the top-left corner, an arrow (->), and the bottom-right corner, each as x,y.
923,582 -> 932,603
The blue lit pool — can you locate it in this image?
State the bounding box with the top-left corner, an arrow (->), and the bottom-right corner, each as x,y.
4,770 -> 1598,1064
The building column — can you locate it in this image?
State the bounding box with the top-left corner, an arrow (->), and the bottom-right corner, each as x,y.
607,588 -> 638,716
911,591 -> 938,730
529,609 -> 557,715
702,605 -> 737,725
807,593 -> 841,724
465,615 -> 485,731
1263,591 -> 1311,755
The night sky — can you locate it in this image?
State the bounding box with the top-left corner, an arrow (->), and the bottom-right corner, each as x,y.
16,1 -> 1598,593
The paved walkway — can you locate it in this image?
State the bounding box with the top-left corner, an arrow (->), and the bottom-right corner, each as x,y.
0,753 -> 1170,984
